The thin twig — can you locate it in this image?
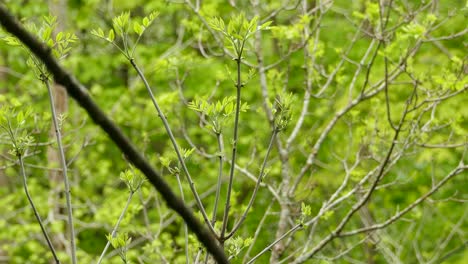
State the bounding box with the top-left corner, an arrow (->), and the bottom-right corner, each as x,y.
18,153 -> 60,263
44,78 -> 77,264
242,201 -> 274,263
0,7 -> 228,262
339,165 -> 467,237
226,129 -> 278,239
247,224 -> 303,264
175,172 -> 190,264
97,190 -> 135,264
221,41 -> 245,241
293,83 -> 418,263
211,132 -> 225,226
129,59 -> 216,236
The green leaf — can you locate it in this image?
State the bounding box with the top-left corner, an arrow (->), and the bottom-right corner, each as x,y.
42,27 -> 52,41
114,11 -> 130,29
47,39 -> 54,47
259,21 -> 272,30
3,36 -> 21,46
133,22 -> 143,36
142,17 -> 149,27
224,102 -> 234,115
227,19 -> 236,35
16,111 -> 24,125
55,32 -> 63,42
159,156 -> 172,168
183,148 -> 195,159
149,11 -> 159,21
108,29 -> 115,41
244,237 -> 253,247
43,15 -> 57,26
208,17 -> 225,32
301,202 -> 311,216
90,28 -> 105,38
248,16 -> 258,32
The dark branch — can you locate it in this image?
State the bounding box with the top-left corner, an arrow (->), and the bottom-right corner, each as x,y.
0,5 -> 227,263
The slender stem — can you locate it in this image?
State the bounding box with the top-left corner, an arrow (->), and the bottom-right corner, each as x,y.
97,190 -> 135,264
44,79 -> 76,264
0,7 -> 228,261
380,0 -> 397,131
221,46 -> 244,241
437,241 -> 468,263
129,59 -> 216,235
247,224 -> 303,264
286,2 -> 319,147
18,154 -> 60,263
175,172 -> 190,264
138,191 -> 151,235
293,86 -> 417,263
194,248 -> 203,263
289,39 -> 412,196
226,129 -> 278,239
340,165 -> 468,237
211,132 -> 225,225
242,200 -> 274,263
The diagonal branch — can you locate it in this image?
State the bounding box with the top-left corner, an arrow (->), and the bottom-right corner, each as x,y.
339,164 -> 468,237
0,5 -> 228,263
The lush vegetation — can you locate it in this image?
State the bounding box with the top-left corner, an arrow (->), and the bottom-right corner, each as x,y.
0,0 -> 467,263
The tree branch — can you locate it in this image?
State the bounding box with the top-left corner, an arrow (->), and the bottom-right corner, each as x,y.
0,5 -> 228,263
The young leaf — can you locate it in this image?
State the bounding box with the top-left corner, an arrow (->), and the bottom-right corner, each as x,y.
259,21 -> 272,30
108,29 -> 115,42
142,17 -> 149,27
90,28 -> 105,38
43,15 -> 57,27
3,36 -> 21,46
133,22 -> 143,36
55,32 -> 63,42
248,16 -> 258,32
208,17 -> 225,32
42,27 -> 52,41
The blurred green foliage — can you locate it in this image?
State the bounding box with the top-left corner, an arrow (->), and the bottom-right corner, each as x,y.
0,0 -> 466,263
